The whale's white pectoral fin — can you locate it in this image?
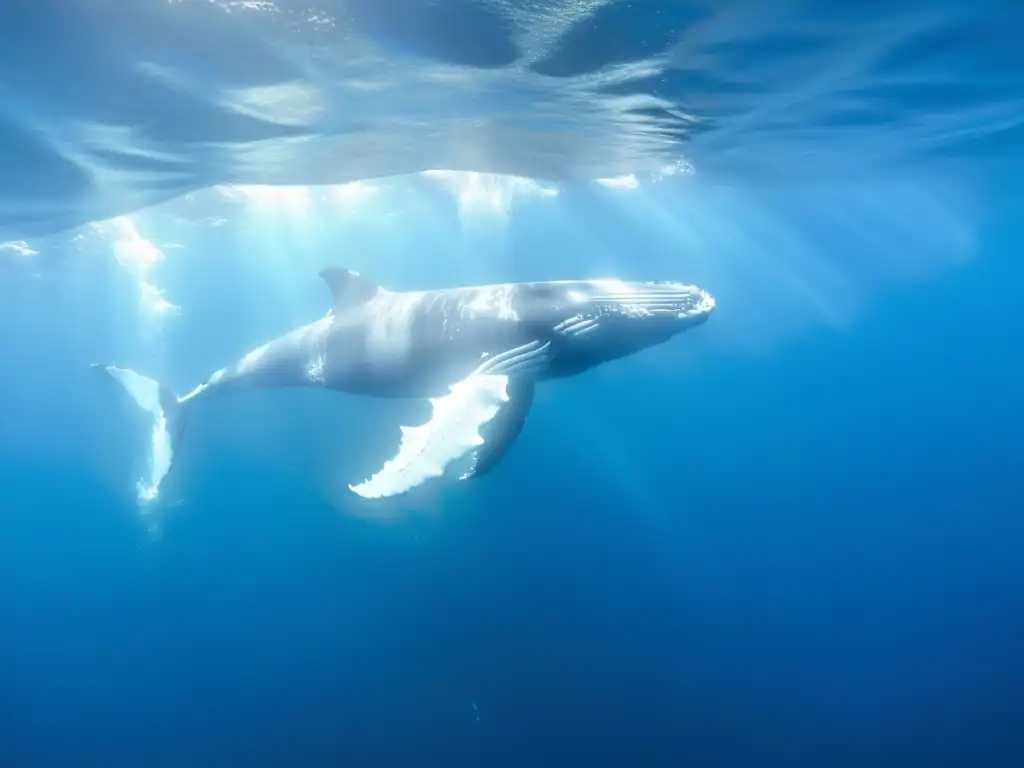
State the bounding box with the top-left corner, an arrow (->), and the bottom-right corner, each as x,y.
348,373 -> 511,500
349,340 -> 550,500
459,380 -> 535,480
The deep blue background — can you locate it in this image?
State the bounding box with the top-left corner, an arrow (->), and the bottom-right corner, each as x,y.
1,0 -> 1024,763
0,175 -> 1022,766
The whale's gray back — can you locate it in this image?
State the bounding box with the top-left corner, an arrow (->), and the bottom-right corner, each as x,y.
318,276 -> 713,398
322,283 -> 533,398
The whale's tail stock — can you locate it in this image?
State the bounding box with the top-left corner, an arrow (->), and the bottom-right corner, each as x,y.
92,364 -> 190,507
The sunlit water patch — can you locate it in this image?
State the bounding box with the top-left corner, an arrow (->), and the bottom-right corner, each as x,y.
3,165 -> 978,359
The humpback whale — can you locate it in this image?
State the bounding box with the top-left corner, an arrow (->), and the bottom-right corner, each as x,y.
95,268 -> 715,502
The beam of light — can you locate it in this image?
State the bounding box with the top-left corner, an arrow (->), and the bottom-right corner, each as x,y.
229,184 -> 313,215
107,217 -> 164,274
70,166 -> 982,366
139,281 -> 178,317
325,181 -> 380,206
20,165 -> 982,368
24,166 -> 982,528
414,171 -> 556,284
581,171 -> 979,365
56,216 -> 185,402
421,171 -> 559,217
89,216 -> 181,323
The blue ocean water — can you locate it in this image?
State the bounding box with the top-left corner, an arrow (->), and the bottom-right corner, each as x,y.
1,1 -> 1023,765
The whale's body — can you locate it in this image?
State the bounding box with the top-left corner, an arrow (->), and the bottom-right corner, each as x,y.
96,268 -> 715,502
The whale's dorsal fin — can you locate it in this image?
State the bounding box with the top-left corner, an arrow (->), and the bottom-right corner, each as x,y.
320,267 -> 380,311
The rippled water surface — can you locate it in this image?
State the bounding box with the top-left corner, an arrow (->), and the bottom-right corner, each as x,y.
2,0 -> 1022,236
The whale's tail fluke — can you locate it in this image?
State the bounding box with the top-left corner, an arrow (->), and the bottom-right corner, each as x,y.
92,364 -> 190,505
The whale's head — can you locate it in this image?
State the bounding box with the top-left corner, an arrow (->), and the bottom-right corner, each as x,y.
522,278 -> 715,374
